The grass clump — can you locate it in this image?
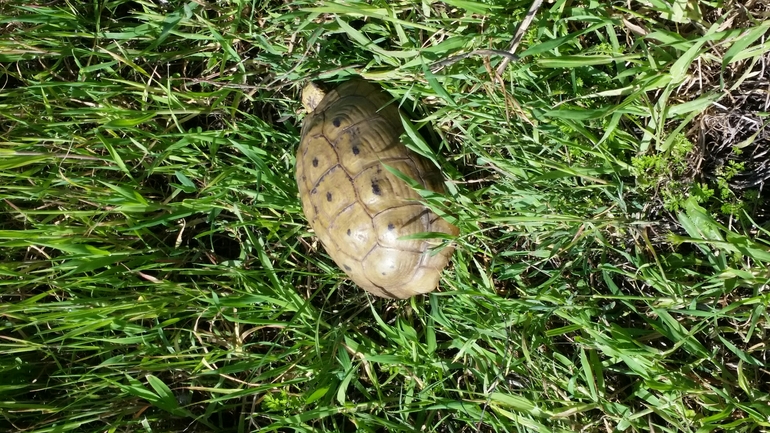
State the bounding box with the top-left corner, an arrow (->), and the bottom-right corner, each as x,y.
1,0 -> 770,432
632,131 -> 695,211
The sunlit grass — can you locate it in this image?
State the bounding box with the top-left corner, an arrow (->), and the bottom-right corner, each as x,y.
1,0 -> 769,432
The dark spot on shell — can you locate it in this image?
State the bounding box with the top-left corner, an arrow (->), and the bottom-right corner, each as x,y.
387,223 -> 395,231
333,118 -> 341,127
347,229 -> 351,236
352,145 -> 360,155
312,157 -> 319,167
381,272 -> 386,275
326,192 -> 332,202
371,181 -> 381,196
344,264 -> 352,271
311,188 -> 317,195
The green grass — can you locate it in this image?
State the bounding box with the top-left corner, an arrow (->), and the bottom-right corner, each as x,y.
2,0 -> 770,432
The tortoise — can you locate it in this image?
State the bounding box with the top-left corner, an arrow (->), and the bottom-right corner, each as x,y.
295,79 -> 458,299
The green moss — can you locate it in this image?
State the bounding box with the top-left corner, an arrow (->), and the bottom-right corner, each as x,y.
631,132 -> 694,211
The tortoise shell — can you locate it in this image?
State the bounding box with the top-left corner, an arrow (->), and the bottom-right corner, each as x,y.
295,80 -> 458,299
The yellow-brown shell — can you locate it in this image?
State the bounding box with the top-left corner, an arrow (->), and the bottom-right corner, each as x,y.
295,80 -> 458,299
